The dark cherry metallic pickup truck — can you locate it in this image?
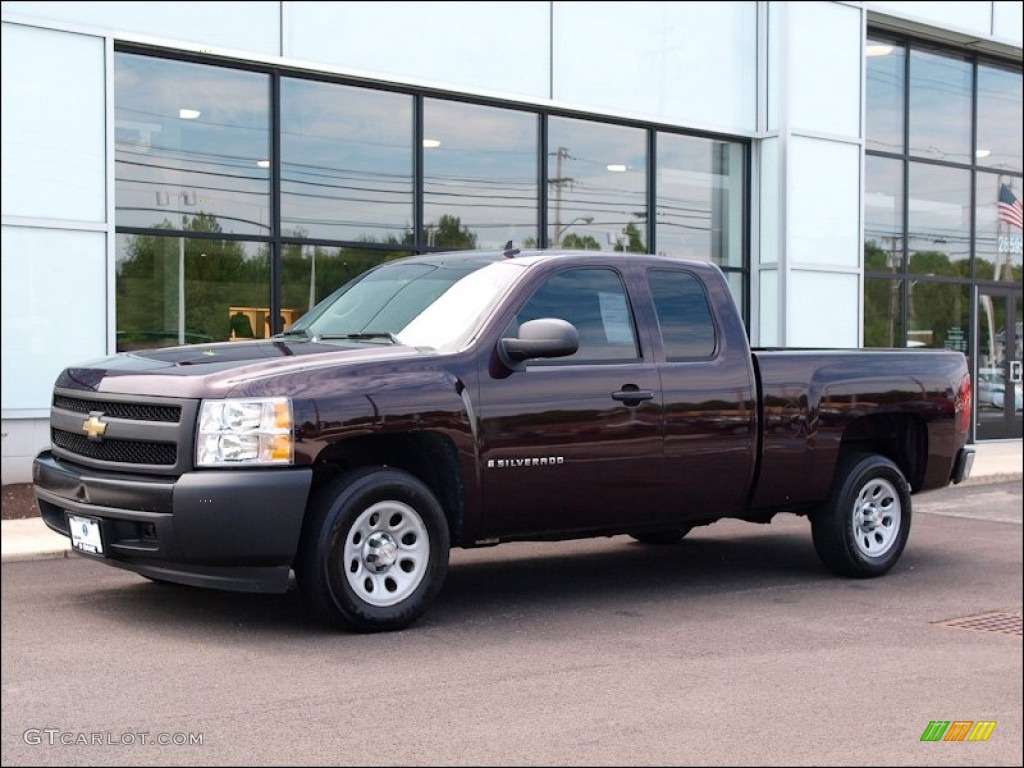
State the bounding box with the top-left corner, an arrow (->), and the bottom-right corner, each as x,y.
33,249 -> 975,632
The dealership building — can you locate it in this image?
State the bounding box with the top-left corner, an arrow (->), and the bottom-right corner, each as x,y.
1,1 -> 1021,483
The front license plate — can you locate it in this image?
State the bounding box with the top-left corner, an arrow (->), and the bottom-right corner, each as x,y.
68,514 -> 104,555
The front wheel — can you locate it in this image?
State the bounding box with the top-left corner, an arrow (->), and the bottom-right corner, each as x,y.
811,453 -> 911,578
295,468 -> 450,632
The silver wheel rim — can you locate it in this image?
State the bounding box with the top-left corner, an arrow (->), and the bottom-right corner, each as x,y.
851,477 -> 902,558
342,500 -> 430,607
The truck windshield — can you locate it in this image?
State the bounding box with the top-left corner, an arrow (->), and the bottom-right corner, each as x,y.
282,260 -> 524,351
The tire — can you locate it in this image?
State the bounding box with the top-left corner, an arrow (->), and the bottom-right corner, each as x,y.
811,453 -> 911,578
629,526 -> 693,545
295,467 -> 450,632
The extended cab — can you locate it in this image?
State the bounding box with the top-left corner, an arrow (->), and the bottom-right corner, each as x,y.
33,249 -> 975,631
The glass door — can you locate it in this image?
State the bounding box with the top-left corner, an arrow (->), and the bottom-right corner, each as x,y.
975,287 -> 1023,440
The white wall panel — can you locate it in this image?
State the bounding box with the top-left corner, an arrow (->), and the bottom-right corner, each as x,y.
788,137 -> 860,268
758,269 -> 779,347
286,1 -> 549,99
788,270 -> 860,348
788,1 -> 862,138
993,1 -> 1024,46
1,227 -> 107,411
1,24 -> 105,222
552,1 -> 757,132
1,1 -> 280,55
866,1 -> 992,38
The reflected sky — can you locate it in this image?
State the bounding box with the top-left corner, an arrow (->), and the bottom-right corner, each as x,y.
115,53 -> 270,236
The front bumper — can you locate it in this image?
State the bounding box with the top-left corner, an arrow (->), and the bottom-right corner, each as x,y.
32,451 -> 312,593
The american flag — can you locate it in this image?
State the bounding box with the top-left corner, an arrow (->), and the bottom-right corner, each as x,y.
998,183 -> 1023,229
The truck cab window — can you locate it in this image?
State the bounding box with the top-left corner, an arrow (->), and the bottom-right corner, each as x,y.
511,268 -> 638,361
647,269 -> 717,360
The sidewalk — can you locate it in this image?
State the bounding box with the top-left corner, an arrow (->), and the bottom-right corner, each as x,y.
2,442 -> 1021,563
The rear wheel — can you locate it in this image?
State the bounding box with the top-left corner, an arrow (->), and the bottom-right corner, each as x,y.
811,453 -> 911,578
295,468 -> 450,632
629,526 -> 693,545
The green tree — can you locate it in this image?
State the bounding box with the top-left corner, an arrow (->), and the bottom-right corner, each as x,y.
561,233 -> 601,250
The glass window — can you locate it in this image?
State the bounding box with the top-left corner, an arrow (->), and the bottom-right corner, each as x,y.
865,38 -> 905,154
906,279 -> 969,352
115,53 -> 271,236
280,245 -> 410,322
864,277 -> 904,348
423,99 -> 538,250
907,163 -> 971,275
976,63 -> 1023,173
975,173 -> 1024,284
647,270 -> 716,359
656,134 -> 744,268
281,79 -> 413,242
115,233 -> 269,350
513,268 -> 638,361
547,118 -> 647,252
864,155 -> 904,273
908,48 -> 972,164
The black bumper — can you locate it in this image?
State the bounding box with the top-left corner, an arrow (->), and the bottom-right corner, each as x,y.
32,452 -> 312,593
951,447 -> 975,485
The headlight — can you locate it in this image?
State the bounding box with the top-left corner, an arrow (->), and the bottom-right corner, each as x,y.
196,397 -> 294,467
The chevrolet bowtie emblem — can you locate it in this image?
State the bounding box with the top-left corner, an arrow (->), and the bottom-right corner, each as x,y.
82,413 -> 108,441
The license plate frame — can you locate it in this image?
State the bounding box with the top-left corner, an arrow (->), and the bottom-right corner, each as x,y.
67,513 -> 104,556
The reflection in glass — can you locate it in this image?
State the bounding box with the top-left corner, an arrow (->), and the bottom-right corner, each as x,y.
281,79 -> 413,242
423,100 -> 537,250
865,39 -> 905,154
907,163 -> 971,275
656,134 -> 744,268
908,48 -> 971,164
280,245 -> 410,321
906,280 -> 968,352
863,277 -> 903,348
547,118 -> 647,251
115,53 -> 271,236
115,233 -> 269,350
864,155 -> 904,272
975,173 -> 1024,284
977,64 -> 1023,173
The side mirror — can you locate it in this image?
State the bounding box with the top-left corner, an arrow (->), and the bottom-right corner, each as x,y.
498,318 -> 579,371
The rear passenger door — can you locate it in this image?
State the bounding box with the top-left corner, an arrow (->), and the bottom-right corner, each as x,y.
477,266 -> 664,536
645,268 -> 757,522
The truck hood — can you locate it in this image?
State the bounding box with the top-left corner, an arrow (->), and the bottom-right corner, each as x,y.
56,338 -> 431,398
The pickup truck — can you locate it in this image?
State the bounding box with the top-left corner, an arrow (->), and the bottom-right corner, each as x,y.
33,248 -> 975,632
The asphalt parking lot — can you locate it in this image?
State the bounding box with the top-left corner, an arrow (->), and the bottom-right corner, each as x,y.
1,480 -> 1020,767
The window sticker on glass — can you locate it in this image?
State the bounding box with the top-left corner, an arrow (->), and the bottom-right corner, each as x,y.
598,291 -> 633,344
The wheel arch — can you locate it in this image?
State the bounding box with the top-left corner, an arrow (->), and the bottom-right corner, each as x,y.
308,432 -> 466,544
836,413 -> 927,492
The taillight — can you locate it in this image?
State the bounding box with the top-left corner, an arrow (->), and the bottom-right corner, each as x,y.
956,372 -> 972,434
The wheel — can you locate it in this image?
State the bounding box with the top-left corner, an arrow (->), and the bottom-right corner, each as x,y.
295,467 -> 450,632
811,453 -> 911,578
629,526 -> 692,545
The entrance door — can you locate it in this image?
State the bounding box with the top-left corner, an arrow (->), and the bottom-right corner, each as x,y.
976,287 -> 1023,440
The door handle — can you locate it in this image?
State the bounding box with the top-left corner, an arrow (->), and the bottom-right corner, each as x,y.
611,387 -> 655,404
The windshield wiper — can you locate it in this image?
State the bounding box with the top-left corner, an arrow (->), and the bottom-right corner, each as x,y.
276,328 -> 311,339
313,332 -> 400,344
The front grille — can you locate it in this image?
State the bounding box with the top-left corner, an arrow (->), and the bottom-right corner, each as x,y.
52,429 -> 177,466
54,395 -> 181,423
50,388 -> 197,475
